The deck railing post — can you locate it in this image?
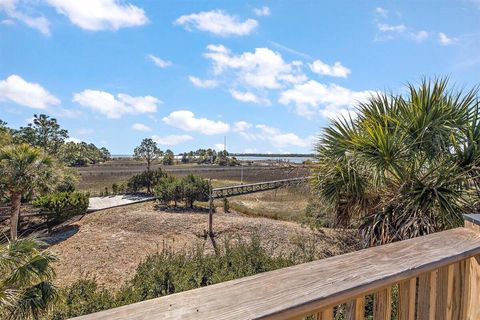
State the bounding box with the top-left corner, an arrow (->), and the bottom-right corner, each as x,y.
208,179 -> 213,237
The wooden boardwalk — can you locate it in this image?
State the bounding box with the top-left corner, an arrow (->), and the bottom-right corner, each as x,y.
211,177 -> 308,199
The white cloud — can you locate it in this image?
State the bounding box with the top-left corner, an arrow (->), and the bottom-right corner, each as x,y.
152,134 -> 193,145
233,121 -> 252,132
253,6 -> 270,16
73,89 -> 160,118
230,89 -> 270,105
188,76 -> 218,88
378,23 -> 406,33
310,60 -> 351,78
147,54 -> 172,68
175,10 -> 257,36
0,74 -> 60,109
439,32 -> 456,45
233,122 -> 312,148
256,124 -> 312,148
162,110 -> 230,135
0,0 -> 50,35
410,30 -> 429,42
375,7 -> 388,19
46,0 -> 148,31
132,123 -> 152,132
204,45 -> 306,89
279,80 -> 375,119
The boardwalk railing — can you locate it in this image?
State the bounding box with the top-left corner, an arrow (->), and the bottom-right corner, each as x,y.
74,215 -> 480,320
208,177 -> 308,235
211,177 -> 308,199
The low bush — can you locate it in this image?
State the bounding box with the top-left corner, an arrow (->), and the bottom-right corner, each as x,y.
47,235 -> 293,319
33,191 -> 89,225
154,174 -> 210,208
127,169 -> 166,193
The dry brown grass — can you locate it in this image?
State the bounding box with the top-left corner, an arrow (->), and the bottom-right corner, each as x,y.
47,201 -> 357,289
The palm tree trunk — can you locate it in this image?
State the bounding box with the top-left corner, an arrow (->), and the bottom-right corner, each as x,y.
10,193 -> 21,240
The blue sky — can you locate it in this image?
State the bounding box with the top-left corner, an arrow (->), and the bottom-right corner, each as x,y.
1,0 -> 480,154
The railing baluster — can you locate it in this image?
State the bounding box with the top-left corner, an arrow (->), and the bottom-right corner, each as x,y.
435,265 -> 453,320
374,287 -> 392,320
316,308 -> 333,320
417,270 -> 438,320
462,255 -> 480,320
345,297 -> 364,320
398,278 -> 416,320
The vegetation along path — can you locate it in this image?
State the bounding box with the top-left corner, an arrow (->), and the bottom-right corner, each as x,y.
48,201 -> 358,289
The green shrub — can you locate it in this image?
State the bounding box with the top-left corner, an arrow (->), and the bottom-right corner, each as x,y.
33,192 -> 89,224
127,169 -> 166,193
154,174 -> 210,207
154,175 -> 182,206
47,235 -> 293,319
182,174 -> 209,208
111,183 -> 118,195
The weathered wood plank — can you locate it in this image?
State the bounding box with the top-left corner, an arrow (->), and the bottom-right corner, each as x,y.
373,287 -> 391,320
398,278 -> 416,320
417,270 -> 437,320
72,228 -> 480,320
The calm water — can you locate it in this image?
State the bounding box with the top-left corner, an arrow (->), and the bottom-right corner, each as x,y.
234,156 -> 313,164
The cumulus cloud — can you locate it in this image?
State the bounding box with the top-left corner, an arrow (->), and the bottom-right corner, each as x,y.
438,32 -> 456,45
152,134 -> 193,145
410,30 -> 429,42
0,74 -> 60,109
256,124 -> 312,148
73,89 -> 160,118
230,89 -> 270,105
233,121 -> 252,132
188,76 -> 218,88
253,6 -> 270,16
132,123 -> 152,132
162,110 -> 230,135
278,80 -> 375,119
204,45 -> 306,89
46,0 -> 148,31
309,60 -> 351,78
0,0 -> 50,35
175,10 -> 257,36
147,54 -> 172,68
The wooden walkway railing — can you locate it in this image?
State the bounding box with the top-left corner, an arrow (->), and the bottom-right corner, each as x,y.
211,177 -> 308,199
73,215 -> 480,320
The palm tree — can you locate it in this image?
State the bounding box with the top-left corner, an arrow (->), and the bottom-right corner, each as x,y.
0,144 -> 53,240
313,78 -> 480,246
0,236 -> 58,319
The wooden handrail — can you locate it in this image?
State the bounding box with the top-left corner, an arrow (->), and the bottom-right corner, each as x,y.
72,225 -> 480,320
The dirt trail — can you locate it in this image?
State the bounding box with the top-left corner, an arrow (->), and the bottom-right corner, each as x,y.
49,202 -> 357,289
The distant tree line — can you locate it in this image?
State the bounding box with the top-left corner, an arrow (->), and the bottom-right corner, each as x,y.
1,114 -> 110,167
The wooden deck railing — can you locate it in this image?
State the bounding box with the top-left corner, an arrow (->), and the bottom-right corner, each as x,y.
73,215 -> 480,320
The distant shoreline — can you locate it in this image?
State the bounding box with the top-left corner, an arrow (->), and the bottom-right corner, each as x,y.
111,153 -> 314,158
